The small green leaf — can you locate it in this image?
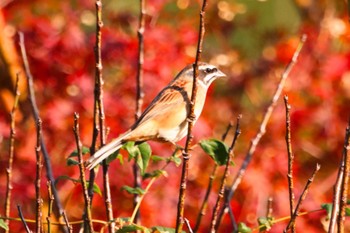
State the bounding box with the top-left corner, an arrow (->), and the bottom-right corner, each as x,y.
92,182 -> 102,196
138,142 -> 151,175
321,203 -> 333,220
66,158 -> 79,166
151,226 -> 183,233
143,170 -> 167,179
116,224 -> 150,233
68,146 -> 90,158
105,151 -> 120,165
0,219 -> 9,230
122,185 -> 145,195
237,222 -> 252,233
345,207 -> 350,216
238,222 -> 252,233
170,156 -> 182,167
200,139 -> 229,166
151,155 -> 165,162
258,217 -> 274,232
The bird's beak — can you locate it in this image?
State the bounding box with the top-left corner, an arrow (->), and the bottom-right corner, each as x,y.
216,69 -> 226,78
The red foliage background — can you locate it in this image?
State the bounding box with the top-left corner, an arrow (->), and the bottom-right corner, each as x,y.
0,0 -> 349,232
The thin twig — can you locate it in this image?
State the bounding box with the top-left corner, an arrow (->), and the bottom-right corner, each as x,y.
4,73 -> 20,233
284,164 -> 320,232
194,121 -> 233,232
328,119 -> 350,233
266,197 -> 273,218
17,205 -> 32,233
211,116 -> 241,232
18,32 -> 69,233
175,1 -> 208,232
184,218 -> 194,233
133,0 -> 146,224
215,34 -> 307,229
336,119 -> 350,233
46,181 -> 54,233
284,95 -> 295,233
73,113 -> 94,233
35,119 -> 43,233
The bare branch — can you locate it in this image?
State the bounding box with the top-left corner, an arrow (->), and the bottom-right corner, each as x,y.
73,113 -> 94,233
284,95 -> 295,232
35,119 -> 43,233
4,73 -> 20,233
18,32 -> 69,233
176,1 -> 209,232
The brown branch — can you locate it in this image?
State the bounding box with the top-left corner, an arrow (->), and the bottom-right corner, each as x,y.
73,113 -> 94,233
328,120 -> 350,233
338,119 -> 350,233
284,164 -> 320,232
211,115 -> 241,232
175,1 -> 208,232
284,95 -> 295,233
35,119 -> 43,233
133,0 -> 146,224
194,121 -> 233,232
18,32 -> 69,233
215,34 -> 307,229
17,205 -> 32,233
46,181 -> 54,233
4,73 -> 20,233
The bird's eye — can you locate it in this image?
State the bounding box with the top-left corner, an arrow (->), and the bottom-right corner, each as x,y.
205,67 -> 217,73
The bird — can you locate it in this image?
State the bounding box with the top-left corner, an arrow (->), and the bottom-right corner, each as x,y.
85,62 -> 226,169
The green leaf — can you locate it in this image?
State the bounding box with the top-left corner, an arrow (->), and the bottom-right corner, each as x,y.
66,158 -> 80,166
123,141 -> 139,160
92,182 -> 102,196
321,203 -> 333,220
151,155 -> 165,162
68,146 -> 90,158
200,139 -> 229,166
257,217 -> 274,232
151,226 -> 184,233
138,142 -> 152,175
0,219 -> 9,230
116,224 -> 150,233
169,155 -> 182,167
345,207 -> 350,216
237,222 -> 252,233
143,170 -> 167,179
105,151 -> 120,165
122,185 -> 145,195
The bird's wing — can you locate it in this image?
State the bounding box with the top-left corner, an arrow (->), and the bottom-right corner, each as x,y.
133,85 -> 190,129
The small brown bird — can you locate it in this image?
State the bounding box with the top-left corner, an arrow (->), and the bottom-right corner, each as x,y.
86,62 -> 226,169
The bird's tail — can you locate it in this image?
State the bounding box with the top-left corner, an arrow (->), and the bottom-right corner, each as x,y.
85,131 -> 131,170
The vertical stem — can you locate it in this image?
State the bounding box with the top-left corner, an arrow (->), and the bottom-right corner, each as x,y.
73,113 -> 94,233
4,73 -> 20,233
211,116 -> 241,232
133,0 -> 146,224
35,119 -> 43,233
46,181 -> 54,233
18,32 -> 69,233
175,1 -> 208,232
93,1 -> 115,232
337,120 -> 350,233
284,95 -> 295,233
